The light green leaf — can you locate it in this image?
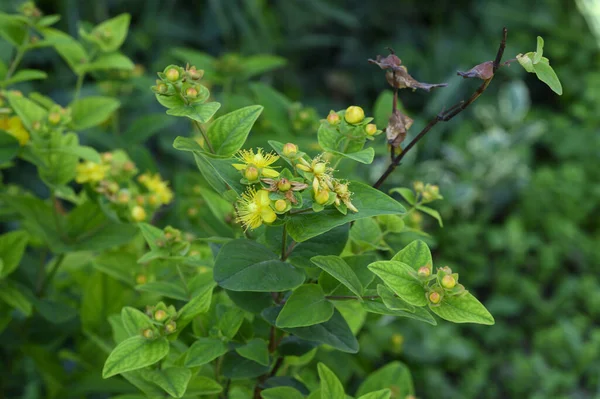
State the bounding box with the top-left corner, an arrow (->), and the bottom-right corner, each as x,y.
389,187 -> 416,205
141,367 -> 191,398
311,255 -> 363,298
377,285 -> 414,312
0,280 -> 32,316
356,362 -> 414,398
0,69 -> 47,87
534,36 -> 544,64
357,389 -> 392,399
177,284 -> 214,329
429,292 -> 495,325
218,307 -> 246,340
328,147 -> 374,164
214,239 -> 305,292
533,59 -> 563,95
287,181 -> 406,242
368,261 -> 427,306
185,338 -> 228,367
121,307 -> 153,337
0,230 -> 28,278
361,301 -> 436,325
391,240 -> 432,271
261,386 -> 304,399
236,338 -> 270,366
88,13 -> 130,53
41,28 -> 88,72
71,96 -> 120,130
81,52 -> 134,72
5,91 -> 47,130
276,284 -> 334,328
185,376 -> 223,396
318,362 -> 345,399
102,336 -> 170,378
416,205 -> 443,227
166,102 -> 221,124
207,105 -> 263,156
135,281 -> 188,301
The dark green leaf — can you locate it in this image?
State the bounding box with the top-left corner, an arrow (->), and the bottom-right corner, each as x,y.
207,105 -> 263,156
276,284 -> 334,328
0,230 -> 28,278
311,255 -> 363,298
185,338 -> 228,367
236,338 -> 270,366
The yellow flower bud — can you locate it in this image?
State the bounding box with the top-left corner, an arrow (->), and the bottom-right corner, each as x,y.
365,123 -> 377,136
154,309 -> 167,321
315,189 -> 330,205
277,179 -> 291,192
441,275 -> 456,289
48,112 -> 61,125
418,266 -> 431,277
296,163 -> 311,172
274,199 -> 287,212
282,143 -> 298,157
261,208 -> 277,224
142,329 -> 154,339
131,206 -> 147,222
165,321 -> 177,334
344,106 -> 365,124
428,291 -> 442,304
186,87 -> 198,98
165,68 -> 180,82
327,111 -> 341,125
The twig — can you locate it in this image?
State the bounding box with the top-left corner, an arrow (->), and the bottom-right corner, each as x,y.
36,254 -> 66,296
372,27 -> 507,189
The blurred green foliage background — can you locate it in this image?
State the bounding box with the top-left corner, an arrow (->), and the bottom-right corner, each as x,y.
1,0 -> 599,398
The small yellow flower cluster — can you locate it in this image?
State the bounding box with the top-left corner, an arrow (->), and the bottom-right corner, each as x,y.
0,116 -> 30,146
75,151 -> 173,223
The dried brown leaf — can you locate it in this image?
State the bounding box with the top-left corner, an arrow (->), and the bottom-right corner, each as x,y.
457,61 -> 494,80
386,110 -> 414,148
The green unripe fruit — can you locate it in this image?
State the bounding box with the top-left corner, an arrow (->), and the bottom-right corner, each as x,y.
277,179 -> 291,192
186,87 -> 198,98
154,309 -> 167,321
315,189 -> 330,205
441,275 -> 456,289
274,199 -> 287,212
327,111 -> 341,125
418,266 -> 431,277
165,68 -> 180,82
142,328 -> 154,339
313,162 -> 327,175
428,291 -> 441,304
365,123 -> 377,135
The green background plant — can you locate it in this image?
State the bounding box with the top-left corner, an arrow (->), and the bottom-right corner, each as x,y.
0,1 -> 598,399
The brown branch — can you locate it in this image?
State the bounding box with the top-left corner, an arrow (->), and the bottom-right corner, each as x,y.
372,27 -> 507,189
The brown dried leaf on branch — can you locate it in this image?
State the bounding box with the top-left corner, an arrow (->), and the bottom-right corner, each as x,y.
457,61 -> 495,80
369,54 -> 448,92
386,110 -> 414,148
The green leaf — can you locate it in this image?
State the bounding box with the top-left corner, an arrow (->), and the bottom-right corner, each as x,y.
319,254 -> 376,297
391,240 -> 432,271
5,91 -> 47,130
0,280 -> 32,316
368,261 -> 427,306
88,13 -> 130,53
288,225 -> 349,269
218,307 -> 246,340
185,338 -> 228,367
41,28 -> 88,73
389,187 -> 416,205
0,69 -> 47,87
81,52 -> 134,72
141,367 -> 191,398
357,389 -> 392,399
226,290 -> 273,314
534,36 -> 544,64
330,147 -> 374,164
236,338 -> 270,366
240,55 -> 287,80
207,105 -> 263,156
32,298 -> 77,324
0,230 -> 28,278
377,285 -> 414,312
0,131 -> 20,164
262,307 -> 358,353
177,284 -> 214,329
318,363 -> 345,399
361,301 -> 436,325
71,96 -> 120,130
261,386 -> 304,399
166,102 -> 221,124
429,292 -> 495,325
214,239 -> 305,292
287,181 -> 406,242
533,59 -> 563,95
185,376 -> 223,396
221,351 -> 270,380
416,205 -> 443,227
350,218 -> 385,252
102,336 -> 169,378
276,284 -> 334,328
0,12 -> 28,46
311,256 -> 363,298
123,114 -> 176,145
192,152 -> 246,195
356,362 -> 413,398
135,281 -> 188,301
121,307 -> 153,337
155,93 -> 185,109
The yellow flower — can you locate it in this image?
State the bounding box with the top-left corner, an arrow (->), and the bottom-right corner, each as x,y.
236,188 -> 277,230
131,205 -> 147,222
233,148 -> 280,179
0,116 -> 30,146
138,173 -> 174,205
75,161 -> 110,184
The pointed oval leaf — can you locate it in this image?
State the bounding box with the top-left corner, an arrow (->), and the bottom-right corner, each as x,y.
141,367 -> 192,398
235,338 -> 270,366
276,284 -> 334,328
102,336 -> 169,378
207,105 -> 263,156
185,337 -> 229,367
391,240 -> 432,271
533,60 -> 563,95
368,261 -> 427,306
318,363 -> 345,399
429,292 -> 495,325
311,255 -> 363,298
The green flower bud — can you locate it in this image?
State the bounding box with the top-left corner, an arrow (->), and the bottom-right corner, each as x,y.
142,328 -> 154,339
365,123 -> 377,136
282,143 -> 298,157
48,112 -> 61,125
428,291 -> 442,304
327,111 -> 341,125
165,68 -> 180,82
441,274 -> 456,289
185,87 -> 198,98
244,166 -> 259,181
154,309 -> 167,321
277,178 -> 291,192
418,265 -> 431,277
165,321 -> 177,334
274,199 -> 287,212
344,106 -> 365,124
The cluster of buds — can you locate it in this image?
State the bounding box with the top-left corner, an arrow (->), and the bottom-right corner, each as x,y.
76,150 -> 173,223
295,154 -> 357,214
289,103 -> 320,133
426,266 -> 467,306
142,302 -> 178,338
28,104 -> 73,138
153,226 -> 190,256
261,176 -> 308,214
325,106 -> 383,141
413,181 -> 443,203
19,1 -> 42,20
152,64 -> 207,104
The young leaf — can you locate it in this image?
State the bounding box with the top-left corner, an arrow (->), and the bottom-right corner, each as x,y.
318,363 -> 346,399
391,240 -> 432,271
416,205 -> 443,227
71,96 -> 120,130
121,307 -> 153,337
357,389 -> 392,399
368,261 -> 427,306
88,13 -> 130,53
135,281 -> 188,301
356,362 -> 414,398
185,338 -> 229,367
207,105 -> 263,156
185,376 -> 223,396
41,28 -> 89,73
0,69 -> 47,87
141,367 -> 191,398
166,102 -> 221,124
429,292 -> 495,325
389,187 -> 416,205
214,239 -> 305,292
0,230 -> 28,278
5,91 -> 47,130
218,307 -> 246,340
102,336 -> 169,378
177,284 -> 214,328
235,338 -> 270,366
287,181 -> 406,242
81,52 -> 134,72
361,301 -> 436,325
261,386 -> 305,399
533,60 -> 563,96
377,285 -> 414,312
276,284 -> 334,328
311,255 -> 363,298
534,36 -> 544,63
